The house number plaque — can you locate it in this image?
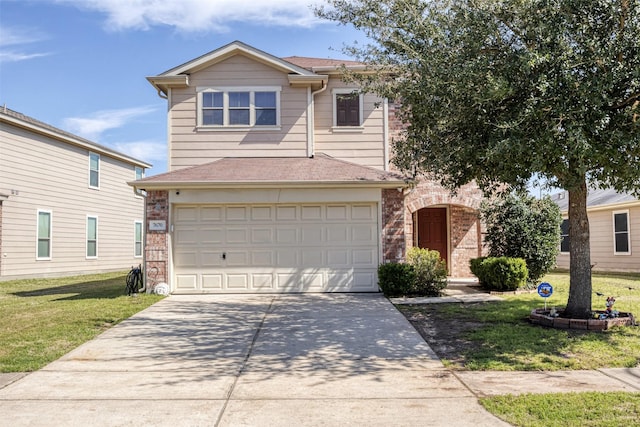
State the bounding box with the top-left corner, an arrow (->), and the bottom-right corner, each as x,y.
149,220 -> 166,231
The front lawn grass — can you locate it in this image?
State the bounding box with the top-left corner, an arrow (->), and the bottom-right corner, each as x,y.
0,271 -> 164,372
480,392 -> 640,427
399,271 -> 640,371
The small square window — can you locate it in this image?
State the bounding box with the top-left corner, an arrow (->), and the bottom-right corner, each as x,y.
335,93 -> 361,127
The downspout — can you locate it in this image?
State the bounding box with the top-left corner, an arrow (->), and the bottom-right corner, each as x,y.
383,98 -> 389,171
308,81 -> 327,158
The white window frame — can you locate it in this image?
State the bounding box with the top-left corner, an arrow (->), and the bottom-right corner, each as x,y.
332,88 -> 364,131
559,218 -> 570,254
134,220 -> 143,258
86,215 -> 98,259
613,210 -> 631,255
196,86 -> 281,130
36,209 -> 52,260
89,152 -> 100,189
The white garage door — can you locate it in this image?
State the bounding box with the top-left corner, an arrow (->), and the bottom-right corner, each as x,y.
172,203 -> 380,293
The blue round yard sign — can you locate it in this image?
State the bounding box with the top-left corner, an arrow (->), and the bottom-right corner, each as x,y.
537,282 -> 553,298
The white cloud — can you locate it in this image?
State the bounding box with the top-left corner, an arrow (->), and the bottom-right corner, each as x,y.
63,106 -> 157,140
55,0 -> 325,32
112,140 -> 167,165
0,26 -> 51,63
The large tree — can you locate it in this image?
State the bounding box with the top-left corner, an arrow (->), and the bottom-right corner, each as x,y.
317,0 -> 640,318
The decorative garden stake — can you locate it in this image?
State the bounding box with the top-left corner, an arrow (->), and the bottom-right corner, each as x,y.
599,297 -> 620,320
537,282 -> 553,311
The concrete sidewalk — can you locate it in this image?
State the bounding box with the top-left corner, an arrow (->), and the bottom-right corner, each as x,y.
0,293 -> 509,427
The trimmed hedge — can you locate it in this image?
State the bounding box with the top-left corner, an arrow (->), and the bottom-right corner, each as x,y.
470,256 -> 528,291
378,248 -> 447,297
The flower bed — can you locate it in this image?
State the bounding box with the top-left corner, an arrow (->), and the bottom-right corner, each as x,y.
529,308 -> 636,331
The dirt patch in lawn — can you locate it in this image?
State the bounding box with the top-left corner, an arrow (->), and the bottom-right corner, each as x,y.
397,304 -> 484,367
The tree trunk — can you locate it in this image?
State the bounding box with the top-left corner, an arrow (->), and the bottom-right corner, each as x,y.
564,180 -> 592,319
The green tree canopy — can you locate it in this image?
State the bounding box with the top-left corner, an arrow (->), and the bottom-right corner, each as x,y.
317,0 -> 640,318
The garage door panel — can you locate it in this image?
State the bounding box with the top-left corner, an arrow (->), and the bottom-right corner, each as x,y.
226,206 -> 248,221
201,207 -> 223,221
174,251 -> 197,267
251,228 -> 273,243
276,250 -> 298,267
353,249 -> 375,266
251,206 -> 273,220
202,274 -> 223,289
352,204 -> 375,220
172,203 -> 379,293
251,251 -> 273,266
201,228 -> 223,244
176,274 -> 197,290
252,273 -> 274,290
200,251 -> 223,267
227,274 -> 249,289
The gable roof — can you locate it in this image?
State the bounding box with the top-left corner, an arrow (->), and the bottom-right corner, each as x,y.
131,154 -> 406,190
0,106 -> 151,169
147,41 -> 330,96
552,188 -> 639,212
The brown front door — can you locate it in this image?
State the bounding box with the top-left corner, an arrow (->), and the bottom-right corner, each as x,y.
417,207 -> 448,266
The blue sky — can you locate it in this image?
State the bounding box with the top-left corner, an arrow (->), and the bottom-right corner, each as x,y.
0,0 -> 365,176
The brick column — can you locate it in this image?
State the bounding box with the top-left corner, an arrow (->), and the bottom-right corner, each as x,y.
145,190 -> 169,288
381,188 -> 406,263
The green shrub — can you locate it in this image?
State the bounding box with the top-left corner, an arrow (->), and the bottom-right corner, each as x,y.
470,257 -> 528,291
377,262 -> 416,297
406,247 -> 448,296
469,256 -> 487,282
481,193 -> 562,286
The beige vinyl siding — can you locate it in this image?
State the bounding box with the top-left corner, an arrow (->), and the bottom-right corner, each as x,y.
0,123 -> 145,279
313,77 -> 386,170
555,205 -> 639,273
168,55 -> 309,170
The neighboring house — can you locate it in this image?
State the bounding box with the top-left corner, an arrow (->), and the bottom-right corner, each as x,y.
134,41 -> 484,294
553,188 -> 639,273
0,107 -> 151,280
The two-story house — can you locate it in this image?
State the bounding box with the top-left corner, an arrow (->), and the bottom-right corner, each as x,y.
0,107 -> 151,280
554,188 -> 639,273
134,41 -> 484,294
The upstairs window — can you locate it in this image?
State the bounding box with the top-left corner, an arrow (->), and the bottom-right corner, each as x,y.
89,152 -> 100,188
135,166 -> 144,181
333,89 -> 363,128
559,219 -> 570,253
198,87 -> 280,128
613,211 -> 631,255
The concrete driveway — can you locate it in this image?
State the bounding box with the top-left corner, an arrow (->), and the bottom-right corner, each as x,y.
0,294 -> 509,426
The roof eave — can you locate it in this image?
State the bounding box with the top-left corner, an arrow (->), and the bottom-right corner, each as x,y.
288,74 -> 329,89
1,113 -> 152,169
561,199 -> 640,215
146,75 -> 190,97
129,180 -> 408,191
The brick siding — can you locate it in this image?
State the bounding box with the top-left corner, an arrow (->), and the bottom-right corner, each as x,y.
145,190 -> 169,287
381,188 -> 406,263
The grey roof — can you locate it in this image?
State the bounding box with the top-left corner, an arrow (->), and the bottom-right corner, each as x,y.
551,188 -> 638,211
0,106 -> 152,168
134,154 -> 406,188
